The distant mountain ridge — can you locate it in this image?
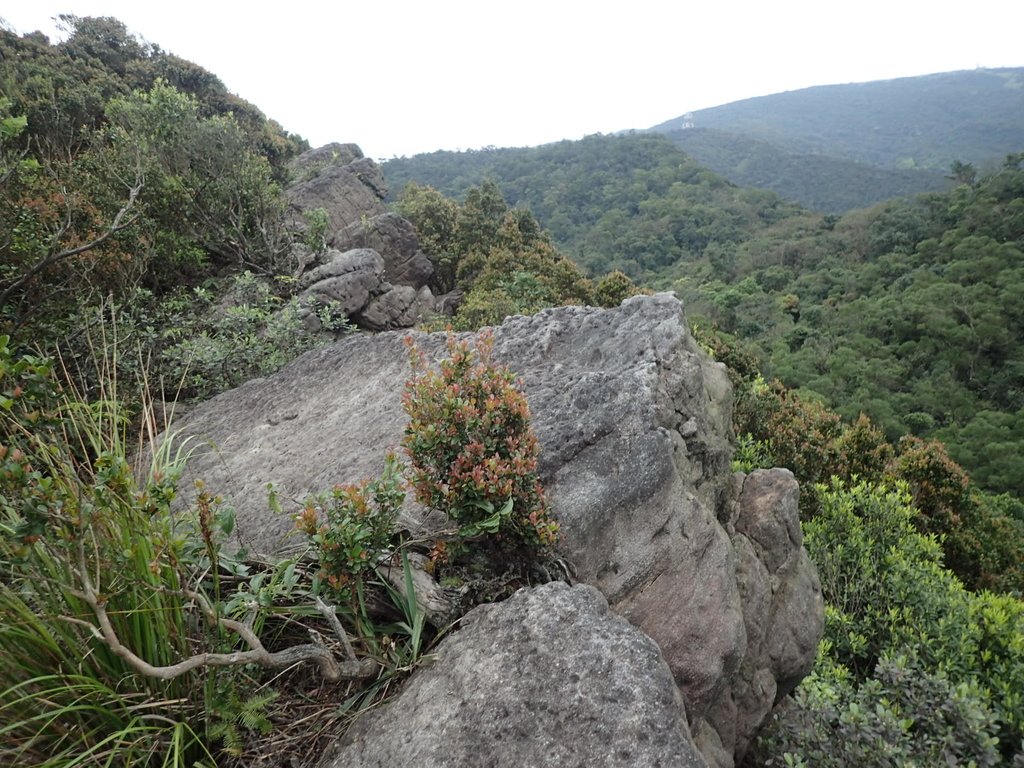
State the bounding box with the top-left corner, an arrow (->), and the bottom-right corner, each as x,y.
648,68 -> 1024,211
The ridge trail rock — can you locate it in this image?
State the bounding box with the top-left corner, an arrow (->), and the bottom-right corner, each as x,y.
174,294 -> 823,767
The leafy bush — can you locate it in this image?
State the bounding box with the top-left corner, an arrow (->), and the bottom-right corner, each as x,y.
593,269 -> 644,308
756,652 -> 1002,767
296,452 -> 405,599
401,331 -> 558,557
804,481 -> 971,676
782,480 -> 1024,763
733,375 -> 842,511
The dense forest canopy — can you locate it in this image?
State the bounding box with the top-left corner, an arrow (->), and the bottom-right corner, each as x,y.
383,133 -> 811,278
651,68 -> 1024,169
384,137 -> 1024,496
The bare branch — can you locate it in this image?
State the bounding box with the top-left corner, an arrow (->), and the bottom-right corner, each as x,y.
70,541 -> 377,683
0,175 -> 143,311
314,595 -> 360,664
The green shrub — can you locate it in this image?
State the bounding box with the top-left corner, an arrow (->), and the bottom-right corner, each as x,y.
593,269 -> 643,308
401,331 -> 558,557
756,652 -> 1002,767
296,452 -> 405,599
789,479 -> 1024,763
733,375 -> 842,512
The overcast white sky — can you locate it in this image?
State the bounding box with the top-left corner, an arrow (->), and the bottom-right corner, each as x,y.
4,1 -> 1022,160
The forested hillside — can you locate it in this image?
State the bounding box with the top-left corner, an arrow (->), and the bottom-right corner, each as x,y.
662,127 -> 949,212
384,134 -> 1024,496
647,68 -> 1024,211
677,157 -> 1024,496
652,68 -> 1024,169
383,133 -> 812,278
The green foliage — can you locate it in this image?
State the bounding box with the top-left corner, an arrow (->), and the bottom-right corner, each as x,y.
720,333 -> 1023,591
0,343 -> 218,765
296,452 -> 405,599
393,182 -> 459,293
730,433 -> 773,473
0,338 -> 447,766
593,269 -> 644,308
793,480 -> 1024,761
396,178 -> 640,329
0,25 -> 307,372
104,80 -> 291,284
663,125 -> 950,213
804,481 -> 959,674
707,164 -> 1024,496
207,687 -> 279,758
402,332 -> 559,556
757,652 -> 1002,767
389,132 -> 1024,500
302,207 -> 330,255
733,375 -> 842,500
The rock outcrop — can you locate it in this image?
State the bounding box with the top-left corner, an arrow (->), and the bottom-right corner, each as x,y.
174,294 -> 823,767
286,147 -> 389,242
332,212 -> 434,290
324,582 -> 706,768
284,144 -> 437,330
296,248 -> 385,319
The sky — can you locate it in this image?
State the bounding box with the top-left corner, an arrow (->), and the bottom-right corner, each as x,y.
3,1 -> 1023,161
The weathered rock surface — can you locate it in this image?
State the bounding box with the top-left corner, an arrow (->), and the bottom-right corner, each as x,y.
286,161 -> 388,240
358,284 -> 435,331
284,144 -> 436,328
295,248 -> 435,332
296,248 -> 385,323
332,212 -> 434,289
323,582 -> 707,768
702,468 -> 824,764
174,294 -> 823,766
287,142 -> 364,181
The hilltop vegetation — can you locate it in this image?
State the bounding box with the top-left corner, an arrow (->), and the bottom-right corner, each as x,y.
384,134 -> 1024,497
652,68 -> 1024,170
647,68 -> 1024,211
662,127 -> 950,212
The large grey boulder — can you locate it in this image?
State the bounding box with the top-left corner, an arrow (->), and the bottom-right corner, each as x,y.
173,294 -> 823,766
697,468 -> 823,764
333,212 -> 434,289
295,248 -> 435,332
286,162 -> 388,242
323,582 -> 707,768
296,248 -> 386,327
287,142 -> 364,181
359,285 -> 435,331
284,144 -> 435,327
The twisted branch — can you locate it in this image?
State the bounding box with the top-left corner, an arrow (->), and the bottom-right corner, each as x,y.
71,540 -> 377,683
